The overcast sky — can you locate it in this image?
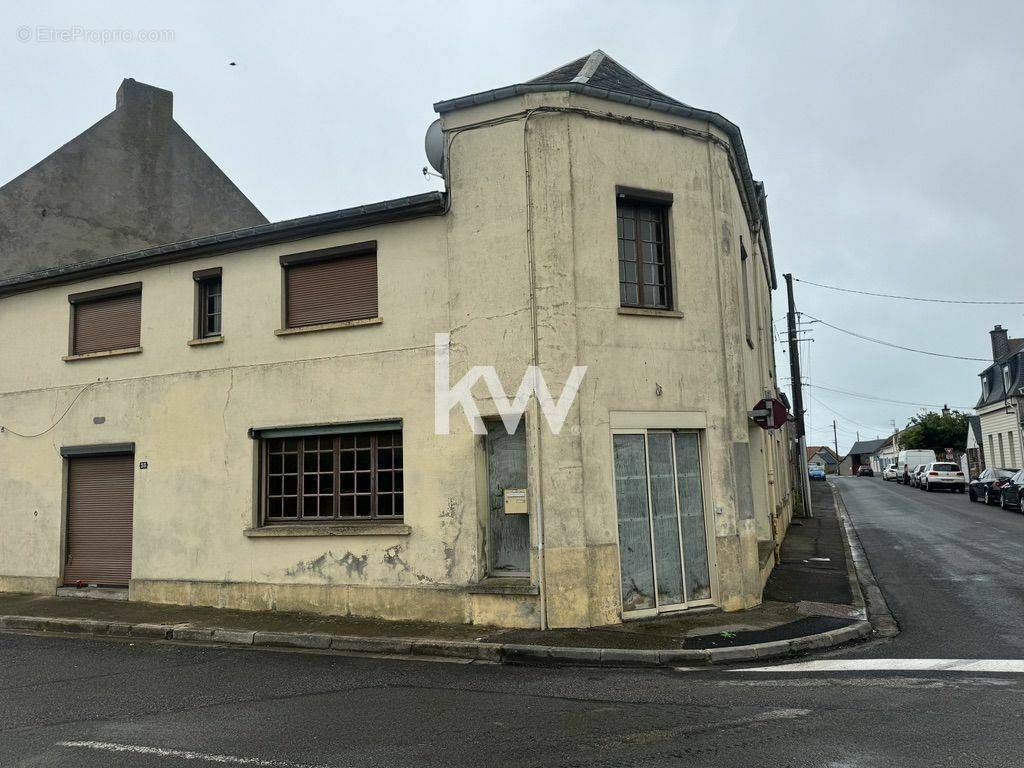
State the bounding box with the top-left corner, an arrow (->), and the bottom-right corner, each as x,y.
4,1 -> 1022,453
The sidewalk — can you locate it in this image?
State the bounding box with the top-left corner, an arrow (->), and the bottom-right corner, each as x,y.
0,482 -> 882,666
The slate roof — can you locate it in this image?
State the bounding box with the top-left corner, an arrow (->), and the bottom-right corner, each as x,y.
968,415 -> 983,444
0,192 -> 446,297
976,348 -> 1024,409
525,51 -> 683,106
847,438 -> 889,457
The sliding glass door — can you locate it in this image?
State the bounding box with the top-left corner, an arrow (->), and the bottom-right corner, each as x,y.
612,430 -> 712,615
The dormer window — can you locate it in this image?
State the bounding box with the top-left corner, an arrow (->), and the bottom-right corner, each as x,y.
982,375 -> 991,399
1003,365 -> 1013,395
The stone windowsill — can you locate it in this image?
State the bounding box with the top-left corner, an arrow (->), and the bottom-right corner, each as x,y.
63,346 -> 143,362
188,335 -> 224,347
244,522 -> 411,538
275,317 -> 382,336
617,307 -> 684,319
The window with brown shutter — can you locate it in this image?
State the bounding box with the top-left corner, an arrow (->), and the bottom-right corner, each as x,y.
281,241 -> 378,329
68,283 -> 142,356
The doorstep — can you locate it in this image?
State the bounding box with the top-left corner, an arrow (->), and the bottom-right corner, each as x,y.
55,586 -> 128,601
467,577 -> 539,596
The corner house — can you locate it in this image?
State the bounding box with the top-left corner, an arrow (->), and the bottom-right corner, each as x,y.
0,52 -> 793,628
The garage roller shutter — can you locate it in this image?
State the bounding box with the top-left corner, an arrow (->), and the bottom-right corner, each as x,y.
64,454 -> 134,587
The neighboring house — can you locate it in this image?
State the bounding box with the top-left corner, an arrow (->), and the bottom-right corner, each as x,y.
844,438 -> 889,474
0,78 -> 266,279
0,51 -> 793,629
873,439 -> 900,473
806,445 -> 839,473
965,415 -> 985,478
975,325 -> 1024,471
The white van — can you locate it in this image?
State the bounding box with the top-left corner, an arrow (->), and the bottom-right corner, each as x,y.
896,449 -> 937,484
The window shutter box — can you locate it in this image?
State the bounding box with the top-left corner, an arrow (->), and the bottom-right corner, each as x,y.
285,251 -> 378,328
71,289 -> 142,355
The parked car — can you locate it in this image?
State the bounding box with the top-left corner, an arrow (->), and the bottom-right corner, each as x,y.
920,461 -> 965,493
998,469 -> 1024,511
910,464 -> 928,488
882,465 -> 900,481
857,466 -> 874,477
969,467 -> 1020,504
808,464 -> 827,481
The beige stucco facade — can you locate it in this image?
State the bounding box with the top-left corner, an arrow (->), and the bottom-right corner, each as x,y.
0,82 -> 793,628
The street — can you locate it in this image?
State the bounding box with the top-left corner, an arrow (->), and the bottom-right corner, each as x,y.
834,474 -> 1024,659
2,477 -> 1023,767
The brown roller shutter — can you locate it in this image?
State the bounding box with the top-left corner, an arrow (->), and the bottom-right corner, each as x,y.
72,291 -> 142,355
285,252 -> 377,328
64,454 -> 134,587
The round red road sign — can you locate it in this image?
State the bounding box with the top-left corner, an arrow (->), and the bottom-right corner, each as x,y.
752,398 -> 789,430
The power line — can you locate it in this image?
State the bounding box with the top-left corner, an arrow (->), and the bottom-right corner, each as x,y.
803,313 -> 990,362
0,381 -> 99,438
788,379 -> 974,410
794,276 -> 1024,305
808,393 -> 893,433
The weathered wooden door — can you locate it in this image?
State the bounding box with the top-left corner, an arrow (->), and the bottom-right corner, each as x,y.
486,421 -> 530,576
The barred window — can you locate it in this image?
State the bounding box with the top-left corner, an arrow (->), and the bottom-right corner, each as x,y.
617,197 -> 672,309
262,430 -> 402,523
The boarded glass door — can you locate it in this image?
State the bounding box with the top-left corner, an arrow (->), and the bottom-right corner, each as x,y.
612,430 -> 711,615
486,421 -> 530,575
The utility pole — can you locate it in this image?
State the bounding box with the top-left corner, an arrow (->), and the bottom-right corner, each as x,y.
784,273 -> 812,517
833,420 -> 840,476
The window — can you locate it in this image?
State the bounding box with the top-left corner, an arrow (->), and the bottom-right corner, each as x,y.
616,189 -> 672,309
194,268 -> 222,339
998,433 -> 1006,466
740,243 -> 754,347
1010,432 -> 1017,467
68,283 -> 142,356
988,435 -> 996,467
261,428 -> 402,523
281,241 -> 378,329
1003,366 -> 1013,395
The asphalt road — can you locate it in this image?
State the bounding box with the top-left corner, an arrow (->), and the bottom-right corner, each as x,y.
2,477 -> 1023,767
835,474 -> 1024,659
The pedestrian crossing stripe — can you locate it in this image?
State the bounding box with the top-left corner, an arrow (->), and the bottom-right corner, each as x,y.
735,659 -> 1024,673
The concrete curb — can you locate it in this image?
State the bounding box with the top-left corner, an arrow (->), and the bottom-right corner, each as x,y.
0,486 -> 883,668
0,612 -> 873,668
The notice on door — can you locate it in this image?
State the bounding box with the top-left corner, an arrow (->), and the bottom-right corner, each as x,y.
503,488 -> 528,515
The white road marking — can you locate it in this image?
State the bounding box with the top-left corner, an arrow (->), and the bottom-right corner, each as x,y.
57,741 -> 336,767
736,659 -> 1024,673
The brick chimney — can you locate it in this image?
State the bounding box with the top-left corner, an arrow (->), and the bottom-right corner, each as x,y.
991,325 -> 1010,362
115,78 -> 172,123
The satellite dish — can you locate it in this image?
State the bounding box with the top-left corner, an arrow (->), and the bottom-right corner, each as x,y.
424,119 -> 445,174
